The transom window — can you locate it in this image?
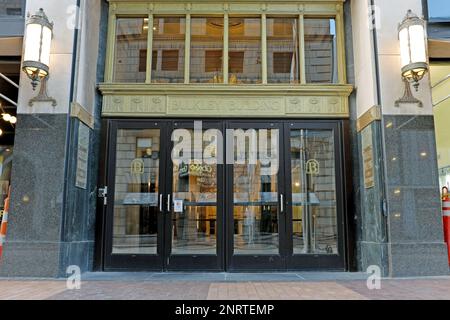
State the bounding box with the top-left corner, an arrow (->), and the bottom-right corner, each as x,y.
111,14 -> 339,85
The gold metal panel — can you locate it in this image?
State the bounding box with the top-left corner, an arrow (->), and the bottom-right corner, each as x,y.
70,102 -> 95,129
356,105 -> 382,132
168,95 -> 285,116
100,84 -> 353,118
103,95 -> 167,115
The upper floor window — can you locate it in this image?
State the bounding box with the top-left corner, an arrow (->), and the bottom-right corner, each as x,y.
114,17 -> 148,83
111,13 -> 340,85
267,17 -> 299,84
0,0 -> 24,17
191,17 -> 224,83
152,17 -> 186,83
427,0 -> 450,22
229,17 -> 262,84
304,18 -> 337,84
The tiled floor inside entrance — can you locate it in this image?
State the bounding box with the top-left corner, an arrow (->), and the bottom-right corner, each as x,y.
1,272 -> 450,300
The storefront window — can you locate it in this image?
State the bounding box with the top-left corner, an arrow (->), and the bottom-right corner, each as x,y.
152,17 -> 186,83
228,17 -> 262,84
113,17 -> 148,83
0,0 -> 24,17
267,17 -> 300,84
304,18 -> 337,84
191,17 -> 224,83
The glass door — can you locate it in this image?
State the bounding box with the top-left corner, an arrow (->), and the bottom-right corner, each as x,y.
104,121 -> 168,270
284,122 -> 345,270
165,121 -> 225,271
226,122 -> 286,270
102,120 -> 347,271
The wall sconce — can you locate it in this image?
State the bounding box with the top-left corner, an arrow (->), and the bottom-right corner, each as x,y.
395,10 -> 428,108
22,8 -> 57,107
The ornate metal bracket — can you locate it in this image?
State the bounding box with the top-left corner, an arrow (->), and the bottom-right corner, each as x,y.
395,78 -> 423,108
28,76 -> 57,107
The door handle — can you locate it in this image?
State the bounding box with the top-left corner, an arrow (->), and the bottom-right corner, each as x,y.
159,194 -> 163,212
98,186 -> 108,206
167,194 -> 171,212
280,194 -> 284,213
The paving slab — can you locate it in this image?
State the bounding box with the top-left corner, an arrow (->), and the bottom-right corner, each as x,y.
1,272 -> 450,300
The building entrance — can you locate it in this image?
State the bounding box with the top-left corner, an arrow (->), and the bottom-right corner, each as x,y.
102,120 -> 346,271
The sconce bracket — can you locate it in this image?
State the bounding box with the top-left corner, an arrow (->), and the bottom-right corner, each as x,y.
28,76 -> 57,107
395,78 -> 423,108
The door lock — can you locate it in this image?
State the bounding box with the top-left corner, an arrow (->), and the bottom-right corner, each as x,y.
98,186 -> 108,206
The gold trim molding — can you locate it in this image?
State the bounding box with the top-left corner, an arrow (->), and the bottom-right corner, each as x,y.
99,84 -> 353,118
356,105 -> 381,132
70,102 -> 95,129
108,0 -> 345,15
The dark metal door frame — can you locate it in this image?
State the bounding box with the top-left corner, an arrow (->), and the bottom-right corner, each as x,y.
225,121 -> 287,271
165,120 -> 225,271
283,121 -> 346,271
103,120 -> 169,271
98,118 -> 349,272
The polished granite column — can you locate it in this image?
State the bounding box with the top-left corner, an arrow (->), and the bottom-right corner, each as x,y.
382,115 -> 449,277
355,121 -> 390,276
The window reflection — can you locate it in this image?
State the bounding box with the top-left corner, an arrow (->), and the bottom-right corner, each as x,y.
112,15 -> 343,86
0,0 -> 24,17
304,18 -> 337,83
152,17 -> 186,83
191,17 -> 224,83
228,18 -> 262,84
267,17 -> 300,84
233,129 -> 279,255
290,129 -> 338,254
114,18 -> 148,83
171,129 -> 218,255
112,129 -> 161,254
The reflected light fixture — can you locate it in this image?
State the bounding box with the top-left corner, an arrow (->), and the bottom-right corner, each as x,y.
22,8 -> 57,107
2,114 -> 11,122
1,113 -> 16,125
395,10 -> 428,108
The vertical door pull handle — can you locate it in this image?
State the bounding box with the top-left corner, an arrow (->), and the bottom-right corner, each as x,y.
167,194 -> 171,212
280,194 -> 284,213
159,194 -> 163,212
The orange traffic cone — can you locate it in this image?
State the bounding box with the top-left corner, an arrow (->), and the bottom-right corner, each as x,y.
0,188 -> 10,262
443,187 -> 450,266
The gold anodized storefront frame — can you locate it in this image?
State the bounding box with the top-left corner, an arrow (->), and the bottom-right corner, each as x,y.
99,0 -> 353,118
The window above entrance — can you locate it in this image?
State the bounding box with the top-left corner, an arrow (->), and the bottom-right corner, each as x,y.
105,0 -> 347,86
100,1 -> 352,119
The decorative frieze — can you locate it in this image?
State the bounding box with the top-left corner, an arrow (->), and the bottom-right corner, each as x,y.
285,96 -> 347,115
103,95 -> 167,114
100,85 -> 352,117
108,1 -> 343,16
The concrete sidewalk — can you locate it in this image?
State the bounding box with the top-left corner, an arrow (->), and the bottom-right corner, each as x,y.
1,272 -> 450,300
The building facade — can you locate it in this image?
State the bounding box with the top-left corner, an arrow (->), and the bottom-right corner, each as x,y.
0,0 -> 449,277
